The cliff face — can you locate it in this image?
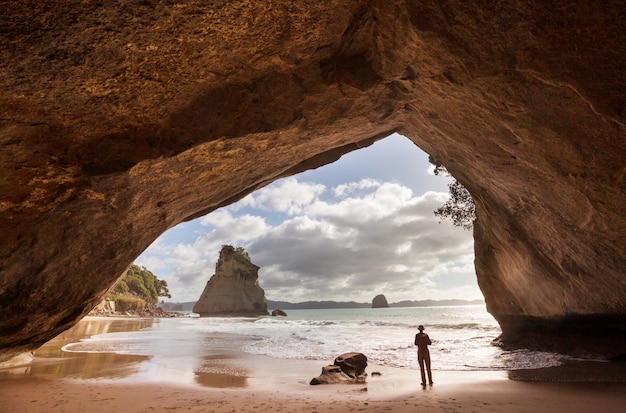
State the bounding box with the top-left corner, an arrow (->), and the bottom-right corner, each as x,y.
193,246 -> 268,317
1,1 -> 625,361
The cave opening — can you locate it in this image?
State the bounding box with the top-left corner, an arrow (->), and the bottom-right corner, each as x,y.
14,132 -> 522,384
136,133 -> 483,308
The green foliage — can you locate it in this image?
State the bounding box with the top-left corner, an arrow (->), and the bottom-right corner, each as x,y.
429,156 -> 476,230
115,295 -> 147,312
428,155 -> 447,176
108,264 -> 171,308
235,246 -> 250,261
223,244 -> 251,261
434,180 -> 476,230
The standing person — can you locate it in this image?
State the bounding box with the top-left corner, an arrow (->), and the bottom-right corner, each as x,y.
414,325 -> 433,386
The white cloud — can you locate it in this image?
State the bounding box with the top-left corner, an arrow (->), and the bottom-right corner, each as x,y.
244,178 -> 477,303
395,241 -> 412,255
387,264 -> 409,273
199,210 -> 270,244
137,148 -> 480,304
139,176 -> 479,303
235,177 -> 326,215
333,178 -> 380,197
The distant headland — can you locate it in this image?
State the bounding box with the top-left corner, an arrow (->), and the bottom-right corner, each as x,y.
160,299 -> 484,312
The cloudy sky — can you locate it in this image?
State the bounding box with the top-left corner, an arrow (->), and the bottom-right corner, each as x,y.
136,133 -> 482,304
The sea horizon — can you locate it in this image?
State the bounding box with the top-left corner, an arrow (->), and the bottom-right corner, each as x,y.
8,304 -> 574,387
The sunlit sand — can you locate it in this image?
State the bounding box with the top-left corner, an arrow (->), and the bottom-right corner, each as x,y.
1,317 -> 624,413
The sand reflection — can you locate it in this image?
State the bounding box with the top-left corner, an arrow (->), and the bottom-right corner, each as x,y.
0,318 -> 153,380
194,354 -> 248,388
27,351 -> 150,379
0,317 -> 253,389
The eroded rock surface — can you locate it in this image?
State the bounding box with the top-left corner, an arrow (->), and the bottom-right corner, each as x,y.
372,294 -> 389,308
1,1 -> 625,362
193,246 -> 268,317
271,309 -> 287,317
310,352 -> 368,385
309,365 -> 354,386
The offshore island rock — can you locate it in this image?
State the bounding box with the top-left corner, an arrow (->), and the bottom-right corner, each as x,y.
372,294 -> 389,308
193,246 -> 269,317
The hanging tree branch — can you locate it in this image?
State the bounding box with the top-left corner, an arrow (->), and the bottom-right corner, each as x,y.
428,156 -> 476,230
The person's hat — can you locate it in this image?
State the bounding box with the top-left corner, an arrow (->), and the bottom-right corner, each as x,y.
418,325 -> 424,331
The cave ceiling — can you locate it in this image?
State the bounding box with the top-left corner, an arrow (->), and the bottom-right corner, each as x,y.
0,0 -> 625,361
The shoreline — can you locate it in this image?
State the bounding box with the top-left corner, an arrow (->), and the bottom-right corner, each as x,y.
1,316 -> 625,412
75,315 -> 626,383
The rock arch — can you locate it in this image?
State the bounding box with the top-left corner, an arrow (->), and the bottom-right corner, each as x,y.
1,0 -> 625,362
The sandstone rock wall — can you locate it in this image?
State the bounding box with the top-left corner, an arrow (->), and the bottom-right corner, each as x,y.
1,1 -> 625,361
193,246 -> 268,317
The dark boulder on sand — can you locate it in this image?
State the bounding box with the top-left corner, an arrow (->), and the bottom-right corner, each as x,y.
309,365 -> 354,385
335,352 -> 368,379
310,352 -> 368,385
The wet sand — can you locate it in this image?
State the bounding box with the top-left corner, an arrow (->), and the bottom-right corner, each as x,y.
1,317 -> 625,412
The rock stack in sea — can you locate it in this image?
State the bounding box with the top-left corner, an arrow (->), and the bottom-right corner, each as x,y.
371,294 -> 389,308
193,245 -> 269,317
271,309 -> 287,316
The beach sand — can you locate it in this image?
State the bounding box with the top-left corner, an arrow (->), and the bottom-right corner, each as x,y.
3,367 -> 626,413
1,317 -> 625,413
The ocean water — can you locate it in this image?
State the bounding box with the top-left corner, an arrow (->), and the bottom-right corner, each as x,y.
63,305 -> 567,372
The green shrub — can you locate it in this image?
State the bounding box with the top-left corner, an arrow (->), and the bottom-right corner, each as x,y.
108,264 -> 171,308
115,295 -> 147,312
